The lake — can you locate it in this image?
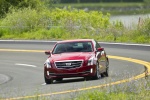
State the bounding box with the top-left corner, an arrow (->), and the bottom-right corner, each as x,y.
110,14 -> 150,28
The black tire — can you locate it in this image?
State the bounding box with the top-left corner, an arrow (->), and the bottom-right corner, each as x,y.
55,78 -> 63,82
103,59 -> 109,77
93,62 -> 101,79
84,77 -> 91,81
104,68 -> 109,77
101,73 -> 105,77
105,59 -> 109,77
44,76 -> 53,84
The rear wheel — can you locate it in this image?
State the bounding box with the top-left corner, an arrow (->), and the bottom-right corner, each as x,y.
102,59 -> 109,77
105,59 -> 109,77
103,68 -> 109,77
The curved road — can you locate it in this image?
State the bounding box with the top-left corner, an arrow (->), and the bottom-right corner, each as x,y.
0,40 -> 150,100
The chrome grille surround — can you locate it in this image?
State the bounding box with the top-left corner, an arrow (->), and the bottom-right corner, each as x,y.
55,60 -> 83,69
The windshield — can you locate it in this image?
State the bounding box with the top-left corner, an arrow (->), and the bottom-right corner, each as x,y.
53,41 -> 93,54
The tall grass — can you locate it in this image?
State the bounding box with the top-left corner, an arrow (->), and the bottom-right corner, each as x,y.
1,77 -> 149,100
74,78 -> 150,100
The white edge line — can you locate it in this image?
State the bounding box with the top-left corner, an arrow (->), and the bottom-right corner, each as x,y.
15,63 -> 37,68
0,40 -> 149,47
99,42 -> 150,47
41,83 -> 46,85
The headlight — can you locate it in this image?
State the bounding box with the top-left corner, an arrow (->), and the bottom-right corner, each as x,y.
44,59 -> 51,68
87,56 -> 95,66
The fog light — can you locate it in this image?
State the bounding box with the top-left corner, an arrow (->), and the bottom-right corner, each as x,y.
47,71 -> 49,75
90,68 -> 93,73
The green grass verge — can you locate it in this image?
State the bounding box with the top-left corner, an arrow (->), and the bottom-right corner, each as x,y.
1,78 -> 149,100
0,26 -> 149,43
74,77 -> 150,100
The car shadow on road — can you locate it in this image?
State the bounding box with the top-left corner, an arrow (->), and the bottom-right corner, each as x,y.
52,77 -> 95,84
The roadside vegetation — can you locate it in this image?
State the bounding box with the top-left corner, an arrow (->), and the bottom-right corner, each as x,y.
75,79 -> 150,100
1,77 -> 149,100
0,5 -> 149,43
53,2 -> 150,15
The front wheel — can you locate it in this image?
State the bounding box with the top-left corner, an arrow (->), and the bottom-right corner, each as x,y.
93,62 -> 101,79
44,71 -> 53,84
55,78 -> 63,82
44,76 -> 53,84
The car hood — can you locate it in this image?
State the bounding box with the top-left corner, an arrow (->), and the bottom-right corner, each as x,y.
50,52 -> 94,61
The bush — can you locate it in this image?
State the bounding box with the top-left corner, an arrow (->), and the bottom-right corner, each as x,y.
1,6 -> 149,43
144,0 -> 150,3
0,7 -> 52,33
133,17 -> 150,43
0,0 -> 44,17
0,7 -> 112,39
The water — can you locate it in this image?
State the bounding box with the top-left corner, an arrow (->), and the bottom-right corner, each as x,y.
110,14 -> 150,28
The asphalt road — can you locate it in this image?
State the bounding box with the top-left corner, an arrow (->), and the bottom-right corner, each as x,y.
0,40 -> 150,100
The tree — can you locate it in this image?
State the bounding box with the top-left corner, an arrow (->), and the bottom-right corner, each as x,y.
0,0 -> 43,17
0,0 -> 9,17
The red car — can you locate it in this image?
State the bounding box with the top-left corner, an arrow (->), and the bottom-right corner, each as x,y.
44,39 -> 109,84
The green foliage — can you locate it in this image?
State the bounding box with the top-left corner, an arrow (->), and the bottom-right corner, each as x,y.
129,17 -> 150,43
0,7 -> 111,39
144,0 -> 150,3
0,0 -> 44,17
75,79 -> 150,100
17,0 -> 43,8
0,7 -> 52,33
0,0 -> 9,18
140,18 -> 150,37
0,6 -> 150,43
77,91 -> 150,100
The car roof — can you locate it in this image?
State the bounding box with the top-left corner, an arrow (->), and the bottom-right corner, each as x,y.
57,39 -> 94,43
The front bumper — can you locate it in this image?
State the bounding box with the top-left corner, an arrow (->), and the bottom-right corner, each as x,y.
44,65 -> 96,79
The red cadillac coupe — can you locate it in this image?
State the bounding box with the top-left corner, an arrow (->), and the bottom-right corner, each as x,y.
44,39 -> 109,84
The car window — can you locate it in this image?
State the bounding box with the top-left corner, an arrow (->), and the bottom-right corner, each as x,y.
53,41 -> 93,54
95,41 -> 101,49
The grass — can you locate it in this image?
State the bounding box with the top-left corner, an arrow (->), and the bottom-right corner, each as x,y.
1,77 -> 149,100
1,25 -> 149,43
74,78 -> 150,100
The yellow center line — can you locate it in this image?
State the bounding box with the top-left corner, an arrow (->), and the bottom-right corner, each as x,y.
0,49 -> 150,100
0,49 -> 44,52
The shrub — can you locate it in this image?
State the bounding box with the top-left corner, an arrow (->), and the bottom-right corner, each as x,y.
1,6 -> 150,44
0,7 -> 113,40
0,0 -> 44,17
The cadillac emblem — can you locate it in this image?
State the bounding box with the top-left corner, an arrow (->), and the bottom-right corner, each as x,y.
66,63 -> 71,66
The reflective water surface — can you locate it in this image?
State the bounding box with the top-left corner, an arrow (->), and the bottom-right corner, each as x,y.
110,14 -> 150,28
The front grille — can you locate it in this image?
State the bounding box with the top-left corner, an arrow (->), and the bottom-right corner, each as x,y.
55,60 -> 83,69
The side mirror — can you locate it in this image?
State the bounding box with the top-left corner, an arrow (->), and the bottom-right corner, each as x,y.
97,47 -> 104,52
45,50 -> 51,55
